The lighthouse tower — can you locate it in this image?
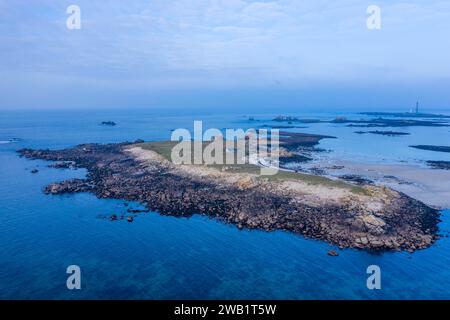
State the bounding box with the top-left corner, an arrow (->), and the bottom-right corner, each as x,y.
415,100 -> 419,114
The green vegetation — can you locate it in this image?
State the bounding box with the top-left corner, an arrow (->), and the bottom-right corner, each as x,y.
135,141 -> 365,193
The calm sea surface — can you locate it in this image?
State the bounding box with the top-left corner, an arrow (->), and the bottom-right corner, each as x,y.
0,109 -> 449,299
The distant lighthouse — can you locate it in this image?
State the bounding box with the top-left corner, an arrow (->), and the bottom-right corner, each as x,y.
415,100 -> 419,114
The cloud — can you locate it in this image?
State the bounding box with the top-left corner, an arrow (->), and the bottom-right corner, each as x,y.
0,0 -> 449,108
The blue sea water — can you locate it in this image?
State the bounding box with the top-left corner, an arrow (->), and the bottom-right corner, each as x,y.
0,109 -> 450,299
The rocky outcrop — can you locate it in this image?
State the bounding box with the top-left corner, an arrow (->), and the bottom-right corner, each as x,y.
355,131 -> 410,136
18,141 -> 441,252
100,121 -> 116,126
427,161 -> 450,170
328,250 -> 339,256
273,115 -> 450,127
45,179 -> 92,194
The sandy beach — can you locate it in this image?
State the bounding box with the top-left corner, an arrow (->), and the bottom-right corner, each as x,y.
309,160 -> 450,209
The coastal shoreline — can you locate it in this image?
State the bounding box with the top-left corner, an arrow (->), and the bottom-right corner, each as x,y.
18,140 -> 441,252
303,158 -> 450,209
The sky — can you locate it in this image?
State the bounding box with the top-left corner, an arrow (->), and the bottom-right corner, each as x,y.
0,0 -> 449,111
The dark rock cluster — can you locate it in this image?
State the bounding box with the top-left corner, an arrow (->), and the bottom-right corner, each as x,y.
273,115 -> 450,128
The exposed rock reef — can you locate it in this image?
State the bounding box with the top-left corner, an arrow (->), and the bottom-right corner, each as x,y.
277,131 -> 333,166
18,140 -> 440,252
355,131 -> 410,136
360,112 -> 450,119
100,121 -> 116,126
427,161 -> 450,170
410,145 -> 450,153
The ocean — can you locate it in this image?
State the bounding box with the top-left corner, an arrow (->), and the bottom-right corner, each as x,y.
0,108 -> 449,299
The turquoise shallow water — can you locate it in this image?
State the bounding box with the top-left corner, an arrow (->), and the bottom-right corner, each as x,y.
0,109 -> 450,299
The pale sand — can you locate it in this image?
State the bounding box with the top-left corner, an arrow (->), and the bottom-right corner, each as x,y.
126,146 -> 392,212
313,160 -> 450,209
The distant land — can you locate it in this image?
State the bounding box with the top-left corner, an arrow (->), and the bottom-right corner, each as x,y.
273,115 -> 450,128
427,161 -> 450,170
360,112 -> 450,119
410,145 -> 450,153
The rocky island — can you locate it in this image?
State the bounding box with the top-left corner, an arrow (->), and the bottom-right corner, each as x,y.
18,137 -> 440,252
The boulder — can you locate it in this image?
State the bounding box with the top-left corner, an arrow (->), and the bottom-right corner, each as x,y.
327,250 -> 339,257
